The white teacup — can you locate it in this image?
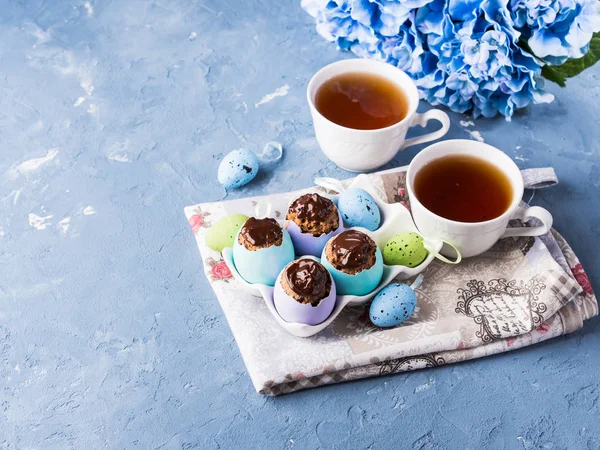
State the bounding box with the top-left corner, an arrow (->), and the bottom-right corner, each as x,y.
406,139 -> 554,258
307,59 -> 450,172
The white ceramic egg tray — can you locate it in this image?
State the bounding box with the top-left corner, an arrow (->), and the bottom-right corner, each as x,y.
222,174 -> 442,338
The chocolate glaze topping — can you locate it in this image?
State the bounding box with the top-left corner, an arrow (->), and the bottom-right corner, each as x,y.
239,217 -> 282,247
284,259 -> 329,300
330,230 -> 374,268
288,193 -> 334,221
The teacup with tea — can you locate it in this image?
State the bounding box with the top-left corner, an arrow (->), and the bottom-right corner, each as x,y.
307,59 -> 450,172
406,139 -> 554,258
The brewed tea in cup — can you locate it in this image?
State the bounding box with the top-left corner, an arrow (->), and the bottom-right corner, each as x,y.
406,140 -> 553,258
314,72 -> 409,130
413,154 -> 514,223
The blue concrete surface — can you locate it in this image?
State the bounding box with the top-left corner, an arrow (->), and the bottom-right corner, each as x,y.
1,0 -> 599,448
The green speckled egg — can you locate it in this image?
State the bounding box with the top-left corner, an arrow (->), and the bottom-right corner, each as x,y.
205,214 -> 249,252
383,232 -> 428,267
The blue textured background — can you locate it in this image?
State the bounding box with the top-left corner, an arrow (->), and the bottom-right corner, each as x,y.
1,1 -> 599,448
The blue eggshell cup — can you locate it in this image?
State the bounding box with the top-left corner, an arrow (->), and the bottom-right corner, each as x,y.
232,228 -> 295,286
321,245 -> 384,296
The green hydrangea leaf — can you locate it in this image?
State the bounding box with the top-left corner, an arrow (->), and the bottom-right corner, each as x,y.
541,65 -> 567,87
542,32 -> 600,87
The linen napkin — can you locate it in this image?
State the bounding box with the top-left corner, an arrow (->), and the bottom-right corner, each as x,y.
184,167 -> 597,395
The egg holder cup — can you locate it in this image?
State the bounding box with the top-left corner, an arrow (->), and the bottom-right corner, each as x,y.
222,174 -> 452,338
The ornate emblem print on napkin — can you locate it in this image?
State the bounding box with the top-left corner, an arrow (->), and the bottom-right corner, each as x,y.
185,168 -> 597,395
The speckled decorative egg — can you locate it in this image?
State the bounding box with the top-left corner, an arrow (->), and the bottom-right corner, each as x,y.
321,230 -> 384,296
217,149 -> 259,189
369,283 -> 417,327
285,192 -> 344,257
383,232 -> 428,267
205,214 -> 249,252
273,258 -> 336,325
337,188 -> 381,231
232,217 -> 294,286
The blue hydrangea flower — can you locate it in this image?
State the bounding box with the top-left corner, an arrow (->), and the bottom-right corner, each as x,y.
511,0 -> 600,63
302,0 -> 600,119
410,0 -> 553,118
363,16 -> 426,73
301,0 -> 379,48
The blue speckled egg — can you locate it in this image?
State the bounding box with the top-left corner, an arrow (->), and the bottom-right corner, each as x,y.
369,283 -> 417,327
218,149 -> 260,189
338,188 -> 381,231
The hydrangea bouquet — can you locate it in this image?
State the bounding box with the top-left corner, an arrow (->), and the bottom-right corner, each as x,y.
302,0 -> 600,119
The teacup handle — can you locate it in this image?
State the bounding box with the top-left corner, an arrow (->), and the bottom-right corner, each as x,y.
401,109 -> 451,150
501,206 -> 553,238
